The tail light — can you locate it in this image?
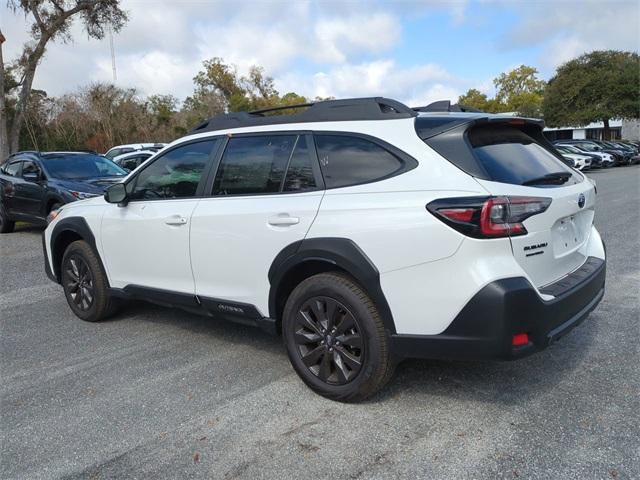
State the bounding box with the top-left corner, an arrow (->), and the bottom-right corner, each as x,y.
427,196 -> 552,239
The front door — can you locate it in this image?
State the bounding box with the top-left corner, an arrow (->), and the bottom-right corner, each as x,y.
15,160 -> 47,218
101,139 -> 219,293
190,133 -> 324,315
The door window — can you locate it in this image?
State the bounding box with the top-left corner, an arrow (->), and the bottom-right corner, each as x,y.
130,140 -> 216,200
283,136 -> 317,192
22,161 -> 42,178
314,135 -> 405,188
212,135 -> 297,196
2,161 -> 22,177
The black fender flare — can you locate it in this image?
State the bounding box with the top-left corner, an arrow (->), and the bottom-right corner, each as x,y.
49,216 -> 107,284
268,237 -> 397,334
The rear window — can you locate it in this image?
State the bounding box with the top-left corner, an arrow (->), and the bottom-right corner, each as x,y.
468,125 -> 575,185
314,134 -> 405,189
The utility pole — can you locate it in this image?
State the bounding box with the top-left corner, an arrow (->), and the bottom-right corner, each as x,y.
109,25 -> 117,82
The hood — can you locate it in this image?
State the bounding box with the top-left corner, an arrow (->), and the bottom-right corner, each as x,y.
55,176 -> 124,194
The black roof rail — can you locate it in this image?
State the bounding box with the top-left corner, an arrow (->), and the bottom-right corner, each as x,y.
189,97 -> 417,134
413,100 -> 484,113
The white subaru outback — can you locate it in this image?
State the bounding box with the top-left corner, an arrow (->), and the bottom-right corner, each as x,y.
43,98 -> 606,401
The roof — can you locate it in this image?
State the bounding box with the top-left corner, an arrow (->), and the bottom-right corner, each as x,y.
189,97 -> 417,134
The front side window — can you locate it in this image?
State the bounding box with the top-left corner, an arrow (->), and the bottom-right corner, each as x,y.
213,135 -> 297,196
22,160 -> 42,178
314,135 -> 404,188
130,140 -> 215,200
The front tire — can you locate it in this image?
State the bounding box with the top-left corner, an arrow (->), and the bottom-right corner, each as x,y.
61,240 -> 118,322
283,272 -> 394,402
0,202 -> 15,233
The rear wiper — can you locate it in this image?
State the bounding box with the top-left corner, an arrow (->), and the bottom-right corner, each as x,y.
522,172 -> 571,186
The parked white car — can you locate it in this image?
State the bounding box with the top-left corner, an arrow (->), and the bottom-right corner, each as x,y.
105,143 -> 166,160
556,143 -> 615,167
112,150 -> 157,171
43,98 -> 606,401
560,152 -> 592,170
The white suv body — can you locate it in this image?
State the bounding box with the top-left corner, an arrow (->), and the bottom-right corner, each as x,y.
43,98 -> 606,401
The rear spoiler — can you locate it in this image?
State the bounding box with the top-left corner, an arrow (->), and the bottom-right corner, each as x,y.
415,114 -> 545,141
417,116 -> 556,181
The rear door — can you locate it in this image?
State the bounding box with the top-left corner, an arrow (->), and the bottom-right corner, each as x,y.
190,133 -> 324,314
467,123 -> 596,288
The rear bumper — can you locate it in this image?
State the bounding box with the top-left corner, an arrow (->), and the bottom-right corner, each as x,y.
391,256 -> 605,360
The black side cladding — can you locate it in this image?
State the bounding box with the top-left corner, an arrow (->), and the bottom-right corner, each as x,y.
268,238 -> 397,334
48,216 -> 105,284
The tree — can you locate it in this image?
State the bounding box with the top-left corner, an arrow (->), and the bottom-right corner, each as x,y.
494,65 -> 546,117
190,58 -> 308,119
1,1 -> 128,161
457,88 -> 490,111
458,65 -> 545,116
543,50 -> 640,139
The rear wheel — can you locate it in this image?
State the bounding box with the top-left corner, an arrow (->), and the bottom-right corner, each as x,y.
61,240 -> 119,322
283,272 -> 394,402
0,202 -> 15,234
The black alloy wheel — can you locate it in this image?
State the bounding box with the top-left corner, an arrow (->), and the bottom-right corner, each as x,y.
63,254 -> 95,311
294,296 -> 364,385
283,272 -> 394,402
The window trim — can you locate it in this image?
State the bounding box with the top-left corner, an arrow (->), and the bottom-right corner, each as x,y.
125,137 -> 222,203
203,131 -> 325,198
312,131 -> 418,190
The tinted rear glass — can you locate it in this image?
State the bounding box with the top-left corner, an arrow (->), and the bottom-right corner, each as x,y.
315,135 -> 404,188
468,125 -> 575,185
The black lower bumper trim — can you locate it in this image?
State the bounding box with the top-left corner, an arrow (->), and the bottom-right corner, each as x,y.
391,256 -> 606,361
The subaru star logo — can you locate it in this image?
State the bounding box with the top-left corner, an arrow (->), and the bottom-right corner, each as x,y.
578,193 -> 586,208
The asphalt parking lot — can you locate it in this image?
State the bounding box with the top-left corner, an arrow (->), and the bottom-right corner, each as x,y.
1,166 -> 638,480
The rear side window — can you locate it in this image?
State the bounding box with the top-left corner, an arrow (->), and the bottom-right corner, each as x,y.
283,136 -> 317,192
2,161 -> 22,177
468,125 -> 574,185
314,135 -> 404,188
213,135 -> 296,196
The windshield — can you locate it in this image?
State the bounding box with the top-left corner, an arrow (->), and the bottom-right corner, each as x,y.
41,154 -> 127,180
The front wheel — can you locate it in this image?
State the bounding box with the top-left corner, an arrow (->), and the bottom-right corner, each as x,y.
283,272 -> 394,402
0,202 -> 15,233
61,240 -> 119,322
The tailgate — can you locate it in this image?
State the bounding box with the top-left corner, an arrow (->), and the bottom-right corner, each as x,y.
476,176 -> 596,288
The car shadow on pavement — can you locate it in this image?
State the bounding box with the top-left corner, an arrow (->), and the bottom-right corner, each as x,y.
372,316 -> 599,406
111,299 -> 598,405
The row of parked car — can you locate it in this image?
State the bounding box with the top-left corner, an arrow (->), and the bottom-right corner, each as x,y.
553,139 -> 640,170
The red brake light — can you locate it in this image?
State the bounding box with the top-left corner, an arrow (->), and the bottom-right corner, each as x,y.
427,196 -> 551,239
512,333 -> 529,346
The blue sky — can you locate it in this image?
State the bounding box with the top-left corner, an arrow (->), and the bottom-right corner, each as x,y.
2,0 -> 639,105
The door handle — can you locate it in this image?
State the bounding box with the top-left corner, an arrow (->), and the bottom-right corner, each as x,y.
268,215 -> 300,226
164,215 -> 188,226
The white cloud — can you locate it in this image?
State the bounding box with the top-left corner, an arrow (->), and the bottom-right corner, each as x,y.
277,60 -> 461,105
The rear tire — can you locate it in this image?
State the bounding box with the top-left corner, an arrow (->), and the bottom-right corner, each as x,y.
283,272 -> 394,402
0,203 -> 15,234
61,240 -> 119,322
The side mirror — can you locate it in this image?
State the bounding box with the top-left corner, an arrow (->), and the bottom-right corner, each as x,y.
23,172 -> 40,182
104,183 -> 128,205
